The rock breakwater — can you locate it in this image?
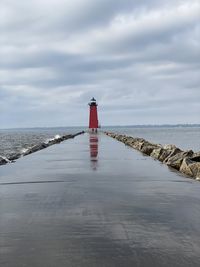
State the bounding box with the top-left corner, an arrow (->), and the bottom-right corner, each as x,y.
105,132 -> 200,180
0,131 -> 85,166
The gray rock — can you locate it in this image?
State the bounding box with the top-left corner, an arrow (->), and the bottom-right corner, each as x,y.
180,154 -> 200,179
160,147 -> 182,162
48,139 -> 60,145
141,144 -> 160,156
124,137 -> 135,146
163,144 -> 177,150
151,148 -> 164,160
116,135 -> 126,142
8,153 -> 22,161
0,156 -> 10,165
23,143 -> 48,156
166,150 -> 194,170
131,139 -> 147,150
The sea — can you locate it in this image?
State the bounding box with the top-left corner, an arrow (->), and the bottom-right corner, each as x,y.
0,126 -> 199,160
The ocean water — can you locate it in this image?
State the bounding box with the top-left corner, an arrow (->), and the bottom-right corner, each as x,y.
0,126 -> 199,159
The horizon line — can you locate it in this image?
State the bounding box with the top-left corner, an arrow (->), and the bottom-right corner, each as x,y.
1,123 -> 200,131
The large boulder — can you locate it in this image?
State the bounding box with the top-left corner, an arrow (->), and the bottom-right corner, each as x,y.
8,153 -> 22,161
121,136 -> 130,143
160,147 -> 182,162
131,138 -> 147,150
151,147 -> 164,160
165,150 -> 194,170
163,144 -> 177,150
141,143 -> 161,156
124,137 -> 136,147
180,154 -> 200,180
0,156 -> 10,165
150,145 -> 182,162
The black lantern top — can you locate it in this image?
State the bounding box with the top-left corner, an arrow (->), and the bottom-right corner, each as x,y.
89,97 -> 98,106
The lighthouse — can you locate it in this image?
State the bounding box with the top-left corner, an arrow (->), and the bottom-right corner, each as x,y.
89,97 -> 99,132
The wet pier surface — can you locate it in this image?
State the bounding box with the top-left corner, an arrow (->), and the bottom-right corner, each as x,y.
0,133 -> 200,267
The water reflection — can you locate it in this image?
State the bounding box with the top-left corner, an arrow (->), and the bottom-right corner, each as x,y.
89,134 -> 99,171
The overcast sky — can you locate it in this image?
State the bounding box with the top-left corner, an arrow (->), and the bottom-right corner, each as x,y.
0,0 -> 199,128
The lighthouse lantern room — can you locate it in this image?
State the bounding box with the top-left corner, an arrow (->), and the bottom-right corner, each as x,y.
89,97 -> 99,132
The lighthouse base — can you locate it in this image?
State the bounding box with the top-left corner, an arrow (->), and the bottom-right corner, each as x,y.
89,128 -> 98,133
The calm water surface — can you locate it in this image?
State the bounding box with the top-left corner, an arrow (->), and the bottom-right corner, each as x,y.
103,126 -> 200,151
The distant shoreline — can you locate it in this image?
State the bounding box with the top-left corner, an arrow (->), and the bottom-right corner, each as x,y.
0,124 -> 200,131
103,124 -> 200,128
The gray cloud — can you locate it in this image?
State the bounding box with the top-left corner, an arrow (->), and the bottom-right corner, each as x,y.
0,0 -> 199,128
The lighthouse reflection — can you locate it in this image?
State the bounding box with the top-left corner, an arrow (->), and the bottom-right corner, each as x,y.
89,134 -> 99,171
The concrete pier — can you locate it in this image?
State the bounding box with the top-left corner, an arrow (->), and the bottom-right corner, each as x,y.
0,133 -> 200,267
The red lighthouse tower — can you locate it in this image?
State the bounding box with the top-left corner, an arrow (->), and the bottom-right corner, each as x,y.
89,97 -> 99,132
